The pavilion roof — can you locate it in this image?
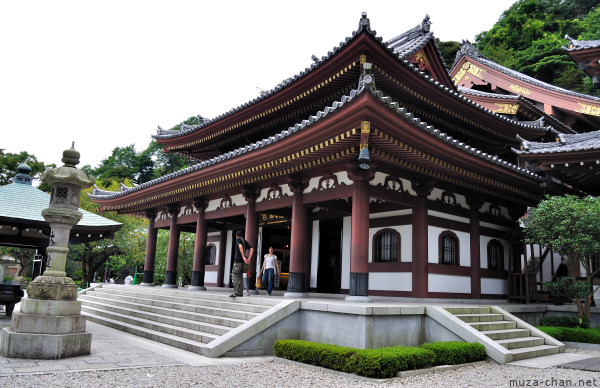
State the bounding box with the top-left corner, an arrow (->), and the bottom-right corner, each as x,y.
514,130 -> 600,155
457,87 -> 575,133
0,175 -> 122,248
386,14 -> 434,58
91,71 -> 550,213
452,42 -> 600,104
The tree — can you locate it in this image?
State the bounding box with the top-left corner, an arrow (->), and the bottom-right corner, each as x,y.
435,38 -> 461,70
0,246 -> 36,277
475,0 -> 600,95
153,230 -> 195,286
523,195 -> 600,326
66,179 -> 148,286
0,149 -> 54,191
93,145 -> 154,185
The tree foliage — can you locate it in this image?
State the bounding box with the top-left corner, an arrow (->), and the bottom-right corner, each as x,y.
524,195 -> 600,325
474,0 -> 600,95
0,149 -> 54,191
67,179 -> 148,285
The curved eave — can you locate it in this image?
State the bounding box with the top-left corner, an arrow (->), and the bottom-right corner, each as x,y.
93,85 -> 545,213
154,17 -> 381,148
451,54 -> 600,115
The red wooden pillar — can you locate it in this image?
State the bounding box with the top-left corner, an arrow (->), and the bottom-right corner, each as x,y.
244,186 -> 259,292
163,204 -> 180,288
286,175 -> 308,297
216,228 -> 227,287
190,198 -> 208,291
347,171 -> 373,301
469,198 -> 484,299
411,180 -> 433,298
141,209 -> 157,287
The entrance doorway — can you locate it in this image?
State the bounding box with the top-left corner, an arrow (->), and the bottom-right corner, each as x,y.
317,218 -> 343,293
260,223 -> 291,290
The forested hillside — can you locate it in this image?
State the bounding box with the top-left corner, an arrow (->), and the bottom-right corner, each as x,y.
472,0 -> 600,95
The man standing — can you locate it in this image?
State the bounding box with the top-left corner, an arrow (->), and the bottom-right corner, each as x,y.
231,230 -> 253,297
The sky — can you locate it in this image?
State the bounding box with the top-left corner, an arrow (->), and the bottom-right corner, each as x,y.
0,0 -> 517,169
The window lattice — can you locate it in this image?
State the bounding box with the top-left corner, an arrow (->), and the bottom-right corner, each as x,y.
374,231 -> 398,263
441,234 -> 458,265
56,187 -> 68,198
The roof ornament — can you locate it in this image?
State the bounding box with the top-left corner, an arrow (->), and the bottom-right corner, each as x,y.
421,14 -> 431,32
358,12 -> 371,31
13,162 -> 33,185
516,134 -> 529,151
358,62 -> 376,93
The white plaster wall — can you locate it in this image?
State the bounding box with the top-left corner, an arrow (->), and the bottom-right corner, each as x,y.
479,236 -> 509,271
427,210 -> 469,224
230,194 -> 247,207
428,226 -> 470,266
223,230 -> 233,286
428,274 -> 471,293
479,221 -> 511,231
341,216 -> 351,290
481,278 -> 507,295
369,209 -> 412,219
205,271 -> 218,284
304,171 -> 352,193
205,198 -> 221,212
368,225 -> 412,262
310,220 -> 320,288
369,272 -> 412,292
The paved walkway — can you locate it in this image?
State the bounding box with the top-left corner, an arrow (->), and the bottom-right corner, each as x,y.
0,291 -> 598,377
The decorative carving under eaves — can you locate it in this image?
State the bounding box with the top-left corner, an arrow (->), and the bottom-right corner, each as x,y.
316,172 -> 345,192
266,183 -> 285,200
219,195 -> 233,210
487,204 -> 502,218
379,175 -> 404,193
440,191 -> 458,207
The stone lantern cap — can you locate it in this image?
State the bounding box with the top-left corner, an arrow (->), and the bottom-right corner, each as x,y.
41,142 -> 95,189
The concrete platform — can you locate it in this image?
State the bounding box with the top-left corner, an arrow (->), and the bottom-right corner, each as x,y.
507,352 -> 599,369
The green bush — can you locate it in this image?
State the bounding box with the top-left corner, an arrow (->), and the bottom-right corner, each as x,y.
273,340 -> 483,378
420,341 -> 486,364
538,326 -> 600,344
538,316 -> 579,328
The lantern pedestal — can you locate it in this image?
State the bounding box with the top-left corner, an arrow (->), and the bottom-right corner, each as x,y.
0,143 -> 95,359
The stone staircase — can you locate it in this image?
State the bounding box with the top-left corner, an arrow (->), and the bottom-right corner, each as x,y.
444,306 -> 563,362
79,284 -> 285,356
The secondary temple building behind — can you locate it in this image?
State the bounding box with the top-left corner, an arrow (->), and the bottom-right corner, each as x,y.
91,14 -> 600,302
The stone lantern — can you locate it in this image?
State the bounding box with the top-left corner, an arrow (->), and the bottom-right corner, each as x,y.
1,143 -> 95,359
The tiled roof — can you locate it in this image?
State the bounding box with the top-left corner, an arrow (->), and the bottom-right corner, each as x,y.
0,182 -> 121,227
91,70 -> 543,201
514,130 -> 600,155
455,42 -> 600,103
154,13 -> 381,141
564,35 -> 600,51
457,87 -> 574,133
386,14 -> 433,58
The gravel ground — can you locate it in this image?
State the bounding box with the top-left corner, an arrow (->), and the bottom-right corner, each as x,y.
2,349 -> 599,388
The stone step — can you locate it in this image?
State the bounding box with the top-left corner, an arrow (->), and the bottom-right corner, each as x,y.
84,311 -> 207,354
82,305 -> 220,343
496,336 -> 546,350
454,313 -> 504,323
468,320 -> 517,331
80,293 -> 256,323
510,344 -> 561,361
480,328 -> 531,340
81,298 -> 238,335
90,288 -> 272,314
444,307 -> 492,315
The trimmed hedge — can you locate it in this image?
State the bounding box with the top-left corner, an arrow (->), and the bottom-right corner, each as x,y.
538,316 -> 579,328
273,340 -> 485,378
421,341 -> 486,364
538,326 -> 600,344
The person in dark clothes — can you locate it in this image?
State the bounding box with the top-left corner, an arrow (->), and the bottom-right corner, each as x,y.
231,230 -> 254,297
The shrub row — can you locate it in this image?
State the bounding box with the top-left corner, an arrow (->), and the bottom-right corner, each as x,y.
538,316 -> 580,328
273,340 -> 485,378
538,326 -> 600,344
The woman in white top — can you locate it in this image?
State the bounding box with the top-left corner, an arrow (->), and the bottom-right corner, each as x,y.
260,247 -> 280,295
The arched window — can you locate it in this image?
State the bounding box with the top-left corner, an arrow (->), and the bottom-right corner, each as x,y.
487,240 -> 504,270
373,229 -> 400,263
439,231 -> 459,265
205,244 -> 216,265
